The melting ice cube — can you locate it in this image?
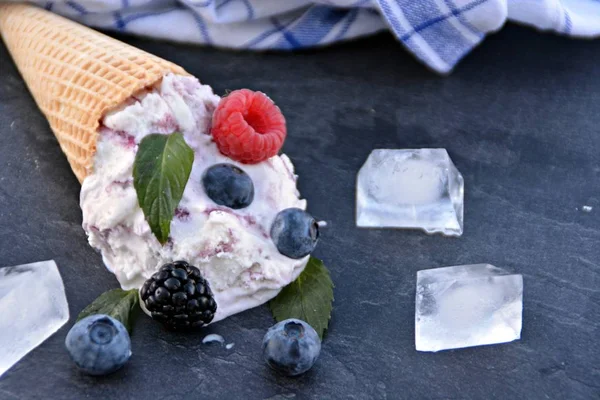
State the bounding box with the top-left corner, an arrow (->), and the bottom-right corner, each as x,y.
0,260 -> 69,377
415,264 -> 523,352
356,149 -> 464,236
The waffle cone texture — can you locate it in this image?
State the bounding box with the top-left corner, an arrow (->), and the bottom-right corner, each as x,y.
0,3 -> 188,183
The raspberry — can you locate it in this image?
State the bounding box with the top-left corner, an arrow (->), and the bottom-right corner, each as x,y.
211,89 -> 286,164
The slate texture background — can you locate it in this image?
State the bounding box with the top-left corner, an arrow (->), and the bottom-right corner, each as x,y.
0,25 -> 599,399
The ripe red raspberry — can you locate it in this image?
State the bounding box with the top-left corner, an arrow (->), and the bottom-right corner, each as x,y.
211,89 -> 286,164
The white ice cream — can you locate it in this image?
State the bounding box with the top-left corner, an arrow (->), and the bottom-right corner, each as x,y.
80,74 -> 308,322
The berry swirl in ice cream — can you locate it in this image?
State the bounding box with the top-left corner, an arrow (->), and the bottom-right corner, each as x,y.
80,74 -> 313,323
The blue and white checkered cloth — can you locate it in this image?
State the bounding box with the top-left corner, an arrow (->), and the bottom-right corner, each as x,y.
17,0 -> 600,73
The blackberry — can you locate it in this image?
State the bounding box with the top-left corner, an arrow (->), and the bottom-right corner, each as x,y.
140,261 -> 217,330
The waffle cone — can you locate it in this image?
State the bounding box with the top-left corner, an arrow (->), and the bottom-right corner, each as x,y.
0,3 -> 188,183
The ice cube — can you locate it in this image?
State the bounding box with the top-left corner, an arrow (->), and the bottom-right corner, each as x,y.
356,149 -> 464,236
0,260 -> 69,377
415,264 -> 523,352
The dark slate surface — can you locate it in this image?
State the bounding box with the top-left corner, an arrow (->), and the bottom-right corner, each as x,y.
1,25 -> 599,400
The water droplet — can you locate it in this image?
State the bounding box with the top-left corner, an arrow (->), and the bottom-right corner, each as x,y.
202,334 -> 225,345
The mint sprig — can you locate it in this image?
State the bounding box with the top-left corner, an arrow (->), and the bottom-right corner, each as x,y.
133,133 -> 194,244
77,289 -> 140,333
269,256 -> 334,339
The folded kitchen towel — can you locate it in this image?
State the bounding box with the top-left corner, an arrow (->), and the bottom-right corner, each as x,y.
11,0 -> 600,73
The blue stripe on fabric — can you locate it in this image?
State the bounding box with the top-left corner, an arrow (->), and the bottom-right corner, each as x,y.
376,0 -> 444,70
66,1 -> 88,15
564,8 -> 572,34
241,0 -> 255,20
44,2 -> 54,11
398,0 -> 489,41
245,16 -> 297,48
377,0 -> 407,37
114,11 -> 126,30
216,0 -> 234,9
122,10 -> 176,25
190,9 -> 213,43
274,6 -> 348,48
190,0 -> 214,6
448,34 -> 480,66
397,0 -> 488,66
272,17 -> 302,48
245,21 -> 282,47
334,8 -> 359,40
404,35 -> 442,71
123,1 -> 210,43
443,0 -> 484,38
396,0 -> 489,41
217,0 -> 254,20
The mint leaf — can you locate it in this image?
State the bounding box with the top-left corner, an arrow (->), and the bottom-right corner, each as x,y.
133,133 -> 194,244
77,289 -> 140,333
269,257 -> 334,339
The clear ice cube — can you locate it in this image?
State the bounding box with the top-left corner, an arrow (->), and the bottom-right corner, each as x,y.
415,264 -> 523,352
0,260 -> 69,377
356,149 -> 464,236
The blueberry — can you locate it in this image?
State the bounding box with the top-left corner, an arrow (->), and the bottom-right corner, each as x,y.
65,314 -> 131,376
202,163 -> 254,209
270,208 -> 319,259
262,319 -> 321,376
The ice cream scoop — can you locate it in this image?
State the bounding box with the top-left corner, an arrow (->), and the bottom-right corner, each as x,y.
0,4 -> 314,323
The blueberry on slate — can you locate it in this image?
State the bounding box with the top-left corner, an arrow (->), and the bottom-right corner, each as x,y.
65,314 -> 131,376
202,163 -> 254,209
270,208 -> 319,259
262,319 -> 321,376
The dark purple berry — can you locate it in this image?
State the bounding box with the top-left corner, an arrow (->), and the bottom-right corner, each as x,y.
171,268 -> 188,280
173,261 -> 189,269
140,261 -> 216,330
154,271 -> 169,281
164,278 -> 181,291
183,283 -> 194,297
155,287 -> 170,303
187,299 -> 200,311
172,292 -> 187,306
196,283 -> 206,295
